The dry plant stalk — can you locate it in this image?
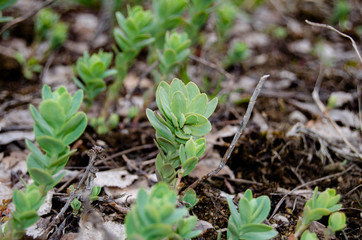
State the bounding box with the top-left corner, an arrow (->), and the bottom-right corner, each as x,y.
185,74 -> 269,192
306,20 -> 362,160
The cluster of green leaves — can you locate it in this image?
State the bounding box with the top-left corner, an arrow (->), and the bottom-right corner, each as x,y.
146,78 -> 217,185
185,0 -> 216,43
295,187 -> 346,240
0,0 -> 16,23
73,50 -> 117,109
216,1 -> 238,41
125,182 -> 201,240
70,186 -> 102,216
224,41 -> 250,68
113,6 -> 154,81
226,189 -> 278,240
14,8 -> 68,79
35,8 -> 68,49
157,31 -> 191,81
331,0 -> 350,29
2,85 -> 87,239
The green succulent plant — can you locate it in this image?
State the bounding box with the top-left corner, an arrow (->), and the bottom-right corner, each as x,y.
73,50 -> 117,109
157,31 -> 191,80
113,5 -> 154,83
216,2 -> 238,41
125,182 -> 202,240
146,78 -> 217,184
226,189 -> 278,240
224,41 -> 250,68
2,85 -> 87,239
35,8 -> 60,42
151,0 -> 188,47
294,187 -> 346,239
186,0 -> 215,43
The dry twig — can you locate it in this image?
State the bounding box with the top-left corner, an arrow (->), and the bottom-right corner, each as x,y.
188,54 -> 234,82
185,75 -> 269,192
46,146 -> 103,237
0,0 -> 57,35
305,20 -> 362,160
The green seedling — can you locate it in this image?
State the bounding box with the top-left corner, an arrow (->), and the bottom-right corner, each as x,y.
103,6 -> 154,124
0,0 -> 17,23
14,52 -> 42,80
49,21 -> 68,50
113,5 -> 154,82
151,0 -> 188,47
89,186 -> 102,202
35,8 -> 60,43
125,182 -> 202,240
182,188 -> 199,208
71,198 -> 82,216
73,50 -> 117,110
216,2 -> 238,41
185,0 -> 215,43
331,0 -> 350,29
157,31 -> 191,81
226,189 -> 278,240
294,187 -> 345,239
224,41 -> 250,68
146,78 -> 217,185
301,230 -> 318,240
2,85 -> 87,239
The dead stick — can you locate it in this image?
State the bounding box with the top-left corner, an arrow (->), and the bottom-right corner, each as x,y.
189,54 -> 234,81
313,65 -> 362,159
269,165 -> 354,219
306,20 -> 362,139
0,0 -> 57,35
184,75 -> 269,192
46,146 -> 102,235
305,20 -> 362,64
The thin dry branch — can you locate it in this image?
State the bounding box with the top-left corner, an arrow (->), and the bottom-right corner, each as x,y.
184,75 -> 269,192
46,146 -> 102,236
0,0 -> 57,35
306,20 -> 362,139
305,20 -> 362,64
188,54 -> 234,82
312,64 -> 362,159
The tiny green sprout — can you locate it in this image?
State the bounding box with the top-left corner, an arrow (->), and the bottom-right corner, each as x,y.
185,0 -> 215,43
14,52 -> 43,79
226,189 -> 278,240
327,95 -> 338,109
327,212 -> 346,235
125,182 -> 202,239
35,8 -> 60,42
146,78 -> 217,184
182,188 -> 199,208
73,50 -> 117,109
151,0 -> 188,47
216,2 -> 238,41
128,106 -> 139,120
301,230 -> 318,240
89,186 -> 102,202
294,187 -> 344,238
0,0 -> 17,23
49,22 -> 68,50
331,0 -> 350,28
71,198 -> 82,216
224,41 -> 250,68
157,31 -> 191,79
